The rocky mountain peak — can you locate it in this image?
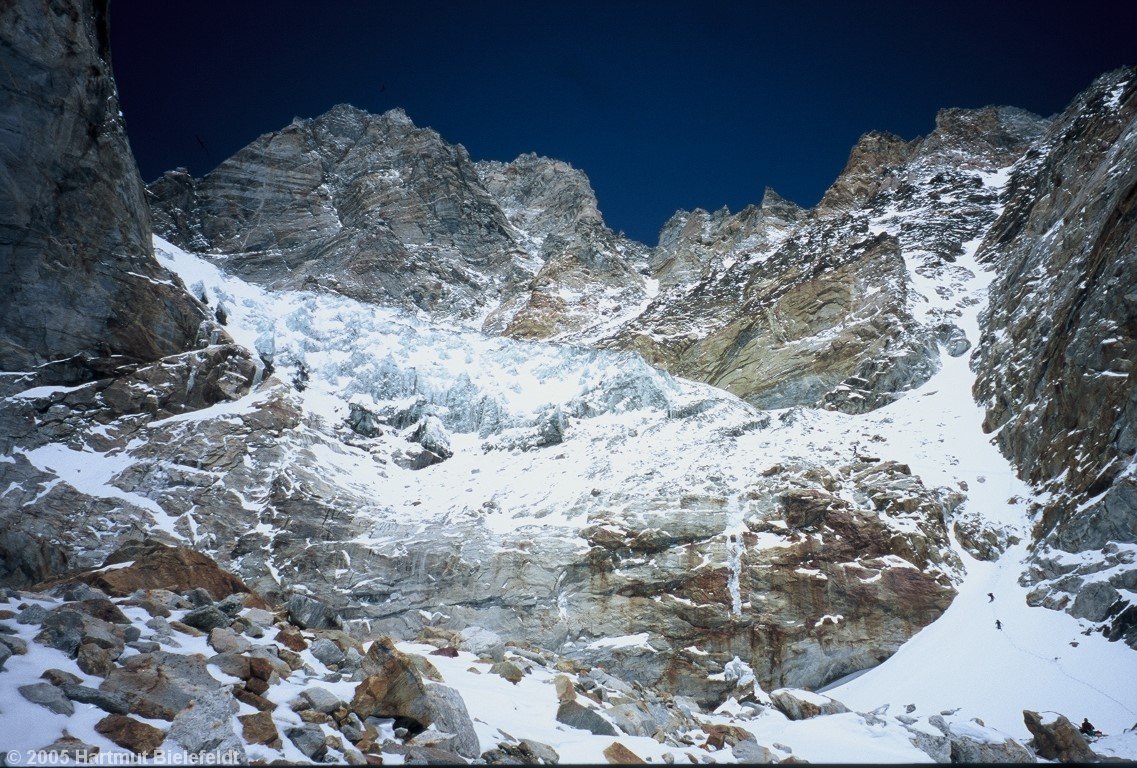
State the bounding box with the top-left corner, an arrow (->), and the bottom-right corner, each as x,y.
919,105 -> 1048,170
816,130 -> 914,212
759,186 -> 805,224
475,152 -> 606,244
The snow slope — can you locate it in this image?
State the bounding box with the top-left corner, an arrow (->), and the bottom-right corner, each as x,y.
148,226 -> 1137,757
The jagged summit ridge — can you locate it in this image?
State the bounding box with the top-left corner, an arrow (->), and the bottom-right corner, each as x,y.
148,99 -> 1051,416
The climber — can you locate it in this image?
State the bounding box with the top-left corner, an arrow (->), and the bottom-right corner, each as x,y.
987,592 -> 994,602
1081,718 -> 1102,737
995,619 -> 1002,630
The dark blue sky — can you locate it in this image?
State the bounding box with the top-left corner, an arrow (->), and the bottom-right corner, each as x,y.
111,1 -> 1136,245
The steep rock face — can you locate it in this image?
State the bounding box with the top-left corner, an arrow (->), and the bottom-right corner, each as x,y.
0,0 -> 206,386
972,67 -> 1137,643
649,191 -> 804,290
475,154 -> 651,342
150,105 -> 527,318
606,106 -> 1046,412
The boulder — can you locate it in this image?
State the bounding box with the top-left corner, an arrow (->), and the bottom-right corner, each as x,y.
310,637 -> 345,666
553,675 -> 576,703
38,541 -> 260,604
702,723 -> 756,750
165,693 -> 245,760
58,683 -> 130,715
42,668 -> 82,686
732,741 -> 777,763
239,711 -> 282,748
286,724 -> 327,761
770,688 -> 849,720
410,416 -> 453,459
353,637 -> 433,727
603,742 -> 646,763
100,651 -> 222,720
181,605 -> 231,632
208,626 -> 250,654
1023,710 -> 1097,763
607,703 -> 659,737
927,715 -> 1034,763
490,660 -> 524,684
421,684 -> 480,759
482,739 -> 561,764
297,686 -> 344,714
233,687 -> 276,712
94,714 -> 166,756
19,682 -> 74,715
77,642 -> 116,676
33,737 -> 100,761
287,593 -> 337,629
72,598 -> 130,624
555,700 -> 618,736
16,604 -> 49,624
208,652 -> 251,680
458,626 -> 505,662
35,608 -> 122,657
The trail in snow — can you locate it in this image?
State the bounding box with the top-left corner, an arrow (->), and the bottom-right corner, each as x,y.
825,234 -> 1137,739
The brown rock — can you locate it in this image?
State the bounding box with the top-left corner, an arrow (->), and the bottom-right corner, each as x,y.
35,737 -> 100,761
233,687 -> 277,712
240,711 -> 282,748
36,541 -> 264,606
77,642 -> 116,677
429,646 -> 459,658
168,620 -> 204,637
276,627 -> 308,651
248,656 -> 278,681
132,599 -> 173,618
279,647 -> 306,671
245,677 -> 271,696
603,742 -> 646,764
73,599 -> 130,624
554,674 -> 576,703
1023,710 -> 1098,763
701,723 -> 755,750
42,668 -> 83,687
770,689 -> 849,720
352,638 -> 432,728
411,654 -> 444,682
298,709 -> 333,724
95,714 -> 166,755
490,661 -> 524,684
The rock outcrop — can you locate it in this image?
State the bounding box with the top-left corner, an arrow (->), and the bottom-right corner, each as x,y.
149,105 -> 528,320
1023,710 -> 1099,763
0,0 -> 206,387
974,66 -> 1137,644
605,105 -> 1047,412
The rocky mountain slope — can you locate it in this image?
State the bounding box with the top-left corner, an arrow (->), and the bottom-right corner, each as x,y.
972,69 -> 1137,645
2,0 -> 1137,761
